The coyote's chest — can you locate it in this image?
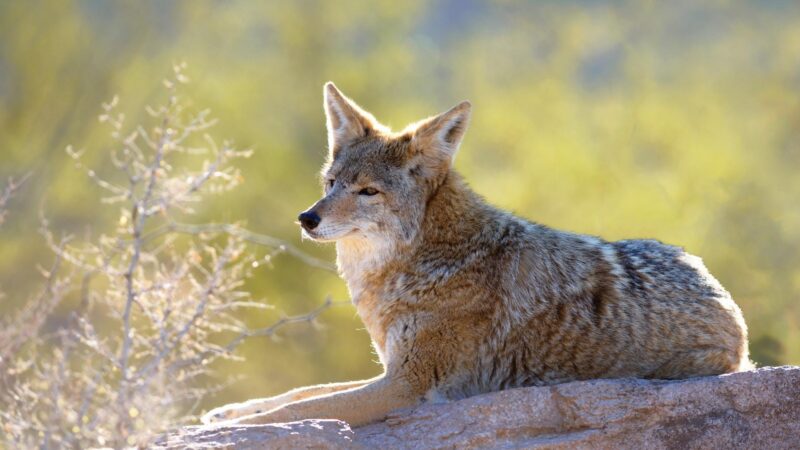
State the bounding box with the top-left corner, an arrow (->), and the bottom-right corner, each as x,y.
353,287 -> 387,347
354,290 -> 411,366
337,238 -> 418,362
350,269 -> 424,366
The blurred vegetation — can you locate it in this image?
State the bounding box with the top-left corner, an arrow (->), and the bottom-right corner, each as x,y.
1,0 -> 799,416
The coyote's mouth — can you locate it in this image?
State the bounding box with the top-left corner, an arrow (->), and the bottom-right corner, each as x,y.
301,226 -> 358,242
301,228 -> 331,242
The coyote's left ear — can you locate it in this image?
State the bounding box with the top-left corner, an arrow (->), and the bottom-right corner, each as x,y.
411,101 -> 471,169
323,82 -> 381,157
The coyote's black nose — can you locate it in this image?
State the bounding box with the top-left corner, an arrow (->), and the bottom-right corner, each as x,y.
298,211 -> 321,230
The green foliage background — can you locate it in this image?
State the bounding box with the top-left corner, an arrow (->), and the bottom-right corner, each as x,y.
1,0 -> 798,411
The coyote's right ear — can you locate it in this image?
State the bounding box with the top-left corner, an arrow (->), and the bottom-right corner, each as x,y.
323,82 -> 381,157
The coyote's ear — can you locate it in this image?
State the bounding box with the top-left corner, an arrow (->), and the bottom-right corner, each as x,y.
323,82 -> 380,157
410,101 -> 471,172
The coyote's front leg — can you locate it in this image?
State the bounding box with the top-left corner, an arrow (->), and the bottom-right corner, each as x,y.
201,376 -> 381,424
231,374 -> 419,428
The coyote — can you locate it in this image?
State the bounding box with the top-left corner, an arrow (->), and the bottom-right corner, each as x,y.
203,83 -> 751,427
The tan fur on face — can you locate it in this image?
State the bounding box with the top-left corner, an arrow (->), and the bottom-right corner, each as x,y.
202,83 -> 751,428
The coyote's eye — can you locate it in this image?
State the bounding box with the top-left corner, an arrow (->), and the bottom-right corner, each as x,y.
358,187 -> 379,196
327,179 -> 335,189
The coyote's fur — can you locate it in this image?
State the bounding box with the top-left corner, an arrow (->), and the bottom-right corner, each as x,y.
202,83 -> 751,427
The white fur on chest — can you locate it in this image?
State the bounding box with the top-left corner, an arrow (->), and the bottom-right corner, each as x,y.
336,235 -> 397,302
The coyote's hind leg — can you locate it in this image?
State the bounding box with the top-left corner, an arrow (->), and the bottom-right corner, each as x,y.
649,347 -> 744,379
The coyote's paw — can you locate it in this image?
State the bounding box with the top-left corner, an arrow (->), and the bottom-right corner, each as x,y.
202,398 -> 282,425
201,403 -> 245,424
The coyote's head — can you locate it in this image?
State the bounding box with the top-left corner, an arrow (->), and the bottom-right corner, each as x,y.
298,82 -> 470,247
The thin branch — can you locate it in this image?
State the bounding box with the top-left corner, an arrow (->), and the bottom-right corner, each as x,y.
0,172 -> 32,227
0,237 -> 69,364
164,297 -> 346,377
161,222 -> 336,272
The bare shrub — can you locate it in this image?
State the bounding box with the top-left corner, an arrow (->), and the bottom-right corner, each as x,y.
0,66 -> 334,449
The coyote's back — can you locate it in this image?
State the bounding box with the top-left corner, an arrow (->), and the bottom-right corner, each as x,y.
446,218 -> 750,399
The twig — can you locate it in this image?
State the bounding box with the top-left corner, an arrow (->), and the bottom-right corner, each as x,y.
0,172 -> 32,227
161,222 -> 336,272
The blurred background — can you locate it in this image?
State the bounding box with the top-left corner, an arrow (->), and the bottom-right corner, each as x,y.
1,0 -> 799,413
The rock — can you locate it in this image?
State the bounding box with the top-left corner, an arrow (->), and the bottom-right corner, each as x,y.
151,419 -> 355,449
158,366 -> 800,449
359,366 -> 800,449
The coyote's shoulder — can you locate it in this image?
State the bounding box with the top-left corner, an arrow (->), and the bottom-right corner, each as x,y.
203,83 -> 750,427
